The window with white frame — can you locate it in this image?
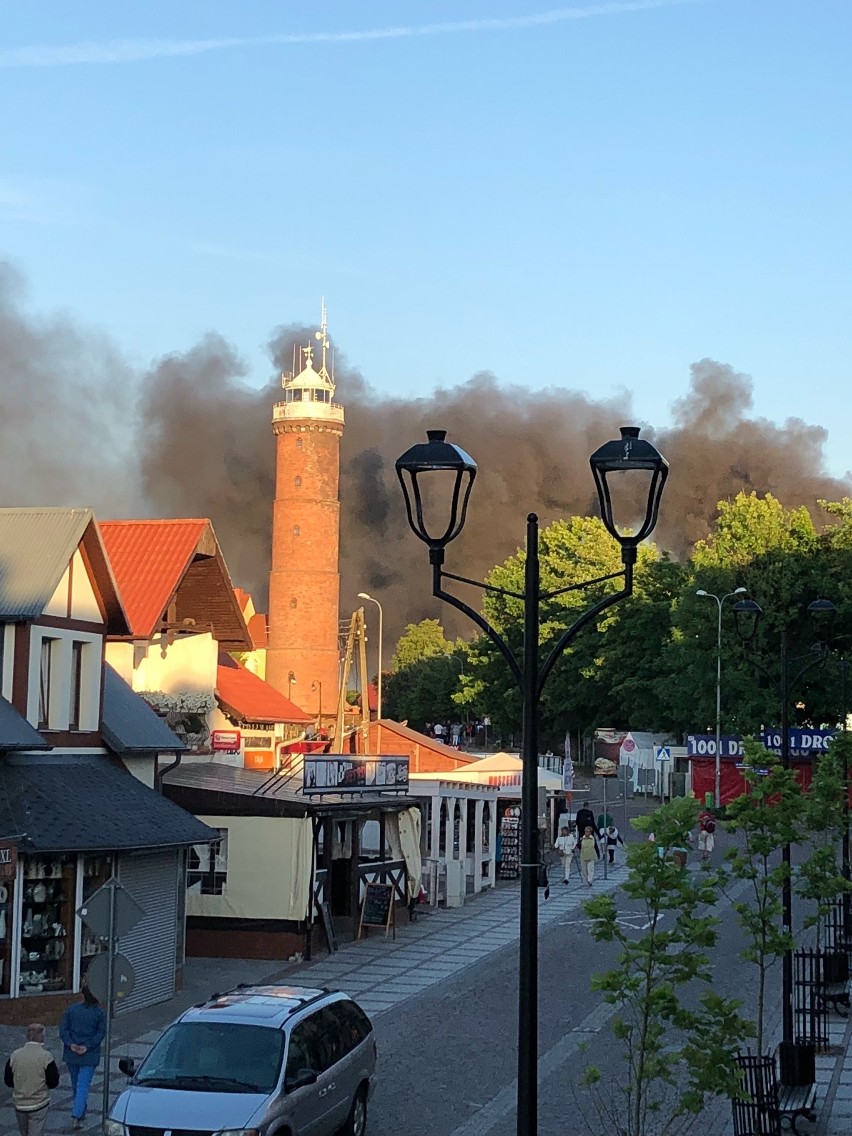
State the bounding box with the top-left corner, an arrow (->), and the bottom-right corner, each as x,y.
187,829 -> 228,895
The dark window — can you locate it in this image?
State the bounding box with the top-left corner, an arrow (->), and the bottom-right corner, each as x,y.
136,1020 -> 284,1094
187,829 -> 228,895
286,1008 -> 343,1078
69,641 -> 85,729
290,598 -> 298,609
294,475 -> 302,488
293,525 -> 300,536
38,638 -> 55,729
296,438 -> 303,449
326,1000 -> 372,1057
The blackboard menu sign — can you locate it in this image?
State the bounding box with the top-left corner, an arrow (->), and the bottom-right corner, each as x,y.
358,882 -> 395,939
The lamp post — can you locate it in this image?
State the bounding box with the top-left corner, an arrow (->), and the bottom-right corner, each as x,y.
311,679 -> 323,727
357,592 -> 383,721
733,595 -> 836,1074
396,426 -> 668,1136
696,587 -> 747,808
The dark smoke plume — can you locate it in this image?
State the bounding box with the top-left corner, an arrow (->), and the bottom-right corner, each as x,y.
1,259 -> 849,644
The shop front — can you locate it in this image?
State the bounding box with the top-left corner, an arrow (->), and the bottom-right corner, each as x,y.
0,756 -> 216,1024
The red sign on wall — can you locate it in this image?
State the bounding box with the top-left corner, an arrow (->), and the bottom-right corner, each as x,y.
212,729 -> 241,752
0,842 -> 18,881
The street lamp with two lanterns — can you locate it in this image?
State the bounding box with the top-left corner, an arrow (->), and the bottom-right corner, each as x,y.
395,425 -> 669,1136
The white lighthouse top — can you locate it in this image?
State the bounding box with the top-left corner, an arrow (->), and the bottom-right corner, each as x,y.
273,302 -> 344,427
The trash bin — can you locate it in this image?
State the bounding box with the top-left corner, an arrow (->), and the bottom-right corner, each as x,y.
705,791 -> 714,808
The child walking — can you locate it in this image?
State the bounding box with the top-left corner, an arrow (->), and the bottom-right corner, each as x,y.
579,826 -> 600,886
603,823 -> 625,865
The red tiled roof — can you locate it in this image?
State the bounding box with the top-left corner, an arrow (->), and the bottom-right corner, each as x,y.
247,612 -> 267,650
216,654 -> 311,724
100,520 -> 209,639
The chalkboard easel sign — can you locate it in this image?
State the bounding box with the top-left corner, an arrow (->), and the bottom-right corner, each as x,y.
319,901 -> 338,953
358,882 -> 395,939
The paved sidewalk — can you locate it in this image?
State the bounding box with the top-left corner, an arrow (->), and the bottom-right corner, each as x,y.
0,867 -> 621,1133
2,857 -> 849,1134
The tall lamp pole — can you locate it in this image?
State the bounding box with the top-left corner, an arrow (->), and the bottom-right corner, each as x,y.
396,426 -> 668,1136
696,587 -> 746,808
733,595 -> 836,1072
311,679 -> 323,727
358,592 -> 384,721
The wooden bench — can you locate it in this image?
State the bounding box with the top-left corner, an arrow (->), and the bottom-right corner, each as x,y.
775,1082 -> 817,1135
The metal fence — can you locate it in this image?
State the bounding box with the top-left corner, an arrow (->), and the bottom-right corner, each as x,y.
731,1054 -> 781,1136
793,949 -> 831,1049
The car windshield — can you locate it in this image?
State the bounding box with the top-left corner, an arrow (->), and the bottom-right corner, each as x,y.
135,1021 -> 284,1094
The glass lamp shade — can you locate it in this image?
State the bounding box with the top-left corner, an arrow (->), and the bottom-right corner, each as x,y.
807,597 -> 837,644
589,427 -> 669,547
395,430 -> 478,548
733,597 -> 763,643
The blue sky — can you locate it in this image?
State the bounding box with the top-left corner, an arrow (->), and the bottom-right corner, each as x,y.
2,0 -> 851,475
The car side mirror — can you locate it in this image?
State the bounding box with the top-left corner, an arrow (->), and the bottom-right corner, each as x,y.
118,1057 -> 136,1077
286,1068 -> 318,1093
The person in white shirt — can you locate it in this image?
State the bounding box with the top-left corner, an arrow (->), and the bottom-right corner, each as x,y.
4,1023 -> 60,1135
554,826 -> 577,884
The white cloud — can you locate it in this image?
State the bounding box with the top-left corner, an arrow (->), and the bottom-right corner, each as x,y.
0,1 -> 705,68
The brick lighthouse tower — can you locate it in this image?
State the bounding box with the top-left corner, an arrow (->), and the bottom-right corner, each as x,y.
266,307 -> 343,717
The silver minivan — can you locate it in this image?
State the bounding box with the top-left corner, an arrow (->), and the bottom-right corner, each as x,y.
105,984 -> 376,1136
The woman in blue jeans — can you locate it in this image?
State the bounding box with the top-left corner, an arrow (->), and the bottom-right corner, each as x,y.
59,987 -> 106,1129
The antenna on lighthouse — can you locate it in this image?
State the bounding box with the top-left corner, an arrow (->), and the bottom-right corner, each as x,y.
316,298 -> 330,378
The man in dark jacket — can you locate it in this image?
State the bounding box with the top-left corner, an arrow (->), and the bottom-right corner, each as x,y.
60,988 -> 106,1129
574,803 -> 599,840
4,1022 -> 60,1135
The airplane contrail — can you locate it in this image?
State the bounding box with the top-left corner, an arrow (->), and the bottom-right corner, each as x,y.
0,0 -> 708,68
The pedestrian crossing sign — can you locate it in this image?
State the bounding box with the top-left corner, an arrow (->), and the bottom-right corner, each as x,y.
655,745 -> 671,763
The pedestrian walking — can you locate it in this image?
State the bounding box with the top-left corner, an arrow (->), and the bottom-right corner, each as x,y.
4,1022 -> 60,1136
554,825 -> 577,884
579,826 -> 600,886
60,986 -> 106,1129
574,803 -> 599,840
603,823 -> 625,864
697,807 -> 717,860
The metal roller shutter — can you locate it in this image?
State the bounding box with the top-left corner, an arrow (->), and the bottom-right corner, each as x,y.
116,850 -> 179,1014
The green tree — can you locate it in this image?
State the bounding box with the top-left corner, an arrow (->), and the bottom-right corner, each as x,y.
796,736 -> 852,939
722,740 -> 802,1053
384,619 -> 467,729
456,516 -> 667,744
584,797 -> 752,1136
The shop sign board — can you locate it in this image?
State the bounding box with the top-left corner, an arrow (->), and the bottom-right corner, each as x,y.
303,755 -> 409,795
358,882 -> 395,939
687,730 -> 836,758
0,842 -> 17,881
212,729 -> 241,753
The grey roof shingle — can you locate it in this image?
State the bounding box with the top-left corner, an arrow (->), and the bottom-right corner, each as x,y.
0,507 -> 94,619
0,697 -> 49,751
101,664 -> 185,755
0,756 -> 217,852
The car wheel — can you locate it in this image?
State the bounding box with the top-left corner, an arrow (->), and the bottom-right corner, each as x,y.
341,1085 -> 368,1136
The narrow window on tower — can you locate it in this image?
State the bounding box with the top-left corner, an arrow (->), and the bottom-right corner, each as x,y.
296,438 -> 303,449
293,525 -> 300,536
290,598 -> 298,609
294,476 -> 302,488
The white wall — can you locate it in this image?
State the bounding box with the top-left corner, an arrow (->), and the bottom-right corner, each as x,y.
185,814 -> 312,921
43,550 -> 103,623
107,631 -> 218,696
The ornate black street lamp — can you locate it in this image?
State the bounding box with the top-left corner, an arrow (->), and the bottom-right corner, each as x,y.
396,426 -> 668,1136
733,595 -> 837,1080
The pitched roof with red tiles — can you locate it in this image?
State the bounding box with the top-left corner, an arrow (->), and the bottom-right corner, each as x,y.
247,612 -> 267,650
99,519 -> 250,649
216,653 -> 311,724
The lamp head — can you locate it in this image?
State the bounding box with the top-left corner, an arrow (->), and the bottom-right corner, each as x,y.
696,589 -> 709,597
808,597 -> 837,646
589,427 -> 668,551
733,597 -> 762,643
357,592 -> 372,601
396,430 -> 477,549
